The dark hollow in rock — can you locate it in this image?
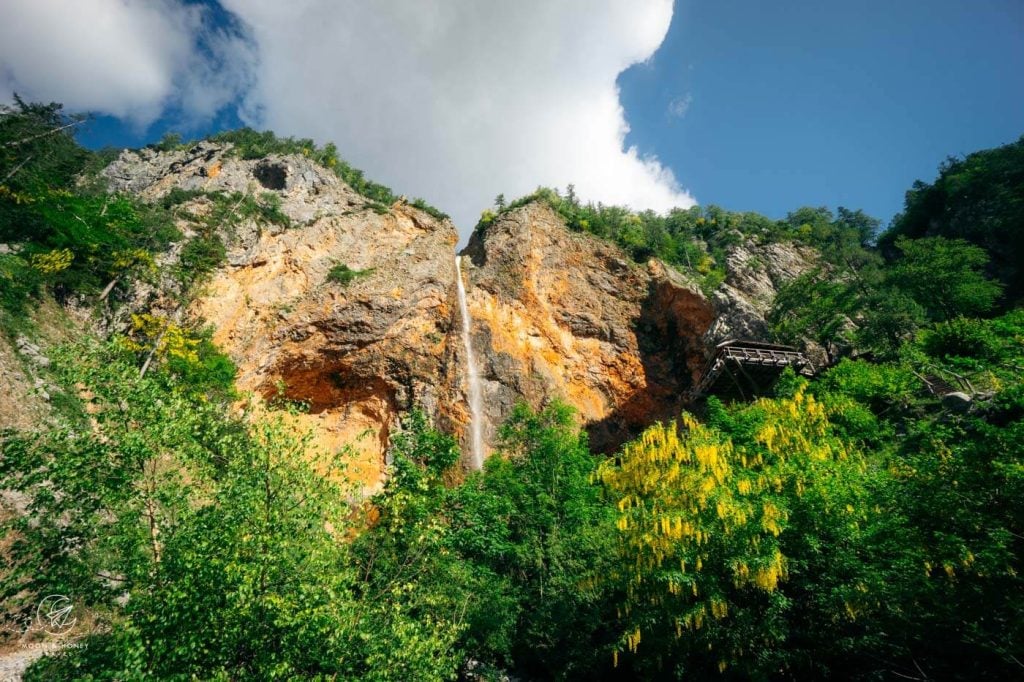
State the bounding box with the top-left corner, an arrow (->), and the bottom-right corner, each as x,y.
254,161 -> 288,190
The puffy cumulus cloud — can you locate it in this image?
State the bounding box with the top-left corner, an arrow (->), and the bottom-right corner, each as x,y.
220,0 -> 694,232
0,0 -> 254,127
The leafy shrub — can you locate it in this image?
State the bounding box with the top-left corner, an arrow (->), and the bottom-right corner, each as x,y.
240,191 -> 292,228
159,186 -> 206,209
177,234 -> 226,285
410,197 -> 449,221
327,262 -> 372,286
921,316 -> 1002,360
150,132 -> 187,152
886,236 -> 1003,321
0,253 -> 40,315
816,358 -> 921,412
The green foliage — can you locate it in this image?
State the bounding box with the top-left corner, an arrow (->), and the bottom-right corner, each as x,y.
327,262 -> 373,286
449,403 -> 619,679
242,191 -> 292,228
0,252 -> 41,315
150,132 -> 187,152
922,316 -> 1003,361
347,403 -> 619,680
410,197 -> 450,221
769,269 -> 860,361
0,187 -> 181,308
177,233 -> 226,286
0,98 -> 189,317
115,314 -> 237,399
854,289 -> 928,360
884,136 -> 1024,302
599,387 -> 880,677
6,343 -> 464,681
769,235 -> 1004,362
0,96 -> 89,194
886,236 -> 1003,321
159,186 -> 206,209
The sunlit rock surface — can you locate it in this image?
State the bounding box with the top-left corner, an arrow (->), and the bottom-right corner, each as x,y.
106,145 -> 818,489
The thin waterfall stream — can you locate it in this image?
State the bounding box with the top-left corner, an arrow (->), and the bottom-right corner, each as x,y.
455,255 -> 485,469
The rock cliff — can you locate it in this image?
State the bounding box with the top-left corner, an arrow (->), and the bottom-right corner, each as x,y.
457,204 -> 818,455
103,144 -> 817,488
104,143 -> 461,489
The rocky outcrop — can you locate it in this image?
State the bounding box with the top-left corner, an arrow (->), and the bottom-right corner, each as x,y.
192,202 -> 459,490
458,204 -> 712,453
705,239 -> 820,343
456,205 -> 819,454
103,142 -> 366,224
105,145 -> 818,486
106,143 -> 461,489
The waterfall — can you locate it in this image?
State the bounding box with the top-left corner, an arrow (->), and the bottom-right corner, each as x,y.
455,255 -> 485,469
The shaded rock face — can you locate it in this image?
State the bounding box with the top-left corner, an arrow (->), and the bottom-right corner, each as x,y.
705,239 -> 822,362
107,145 -> 817,486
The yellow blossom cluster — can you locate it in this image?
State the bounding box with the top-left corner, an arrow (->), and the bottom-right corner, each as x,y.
122,314 -> 202,366
112,248 -> 156,272
600,385 -> 856,663
30,248 -> 74,274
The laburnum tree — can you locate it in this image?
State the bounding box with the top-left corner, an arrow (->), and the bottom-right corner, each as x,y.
598,386 -> 881,678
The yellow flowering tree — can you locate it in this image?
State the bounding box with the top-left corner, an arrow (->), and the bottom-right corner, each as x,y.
29,248 -> 74,274
599,385 -> 876,675
121,313 -> 201,366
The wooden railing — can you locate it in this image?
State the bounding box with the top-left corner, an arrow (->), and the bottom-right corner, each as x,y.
689,343 -> 814,400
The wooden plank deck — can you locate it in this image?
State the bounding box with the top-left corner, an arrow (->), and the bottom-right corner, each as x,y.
689,340 -> 815,402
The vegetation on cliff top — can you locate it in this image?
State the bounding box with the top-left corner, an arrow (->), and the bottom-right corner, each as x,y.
208,127 -> 450,221
478,184 -> 884,295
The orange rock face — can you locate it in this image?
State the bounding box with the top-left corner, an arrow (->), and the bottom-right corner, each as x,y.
458,203 -> 716,453
191,203 -> 459,491
105,144 -> 817,490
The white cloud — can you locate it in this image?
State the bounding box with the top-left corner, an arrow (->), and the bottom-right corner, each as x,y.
220,0 -> 694,232
1,1 -> 693,233
668,93 -> 693,119
0,0 -> 253,128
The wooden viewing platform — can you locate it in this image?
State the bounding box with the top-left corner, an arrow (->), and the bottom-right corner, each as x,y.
689,339 -> 815,402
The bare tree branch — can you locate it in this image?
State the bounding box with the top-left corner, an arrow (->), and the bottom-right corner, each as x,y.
2,118 -> 85,148
1,154 -> 33,184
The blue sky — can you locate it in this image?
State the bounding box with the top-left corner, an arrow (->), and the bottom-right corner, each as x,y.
618,0 -> 1024,226
12,0 -> 1023,231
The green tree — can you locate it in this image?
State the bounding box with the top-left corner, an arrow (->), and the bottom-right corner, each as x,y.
449,403 -> 619,679
4,344 -> 463,681
768,269 -> 859,362
886,236 -> 1003,320
884,137 -> 1024,302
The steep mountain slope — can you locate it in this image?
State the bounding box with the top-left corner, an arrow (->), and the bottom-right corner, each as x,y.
103,143 -> 462,489
99,143 -> 817,487
458,203 -> 818,454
